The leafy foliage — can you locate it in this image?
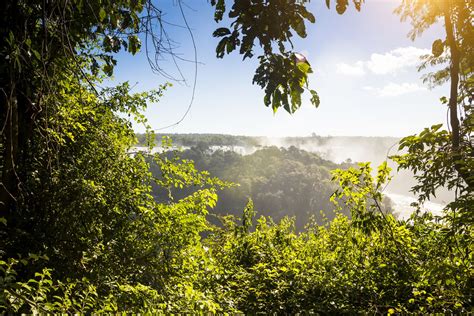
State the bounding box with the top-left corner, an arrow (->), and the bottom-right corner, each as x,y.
203,166 -> 472,313
391,123 -> 473,231
211,0 -> 319,112
2,161 -> 472,313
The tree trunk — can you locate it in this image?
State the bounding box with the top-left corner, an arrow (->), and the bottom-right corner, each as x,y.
0,0 -> 37,216
444,9 -> 460,150
443,4 -> 473,189
0,86 -> 19,217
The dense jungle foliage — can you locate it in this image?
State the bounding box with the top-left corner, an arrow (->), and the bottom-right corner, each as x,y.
1,0 -> 473,313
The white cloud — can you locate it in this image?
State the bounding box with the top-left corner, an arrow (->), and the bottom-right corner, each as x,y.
336,61 -> 365,76
364,82 -> 426,97
366,47 -> 430,75
336,46 -> 430,76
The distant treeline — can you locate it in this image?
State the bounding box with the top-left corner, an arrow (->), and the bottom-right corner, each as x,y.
137,133 -> 264,148
136,133 -> 400,163
137,133 -> 399,148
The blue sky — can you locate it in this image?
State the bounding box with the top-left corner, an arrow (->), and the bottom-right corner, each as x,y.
113,0 -> 448,137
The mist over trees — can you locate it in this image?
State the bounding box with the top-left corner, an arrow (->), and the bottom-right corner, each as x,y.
147,139 -> 397,229
139,133 -> 454,204
152,146 -> 348,229
1,0 -> 472,313
137,133 -> 400,163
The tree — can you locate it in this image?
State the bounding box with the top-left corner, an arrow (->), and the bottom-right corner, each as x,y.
0,1 -> 232,311
0,0 -> 165,215
210,0 -> 321,113
395,0 -> 473,190
389,0 -> 473,231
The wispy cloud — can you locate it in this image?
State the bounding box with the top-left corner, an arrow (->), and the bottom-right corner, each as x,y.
364,82 -> 426,97
337,46 -> 430,76
336,61 -> 365,76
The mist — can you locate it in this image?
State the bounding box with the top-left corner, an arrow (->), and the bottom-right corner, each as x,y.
136,133 -> 453,218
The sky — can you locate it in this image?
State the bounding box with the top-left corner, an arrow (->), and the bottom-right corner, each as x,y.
112,0 -> 448,137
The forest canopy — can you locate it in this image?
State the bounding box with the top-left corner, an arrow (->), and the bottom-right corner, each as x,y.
0,0 -> 472,313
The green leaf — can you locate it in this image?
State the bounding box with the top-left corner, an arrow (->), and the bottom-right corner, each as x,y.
128,35 -> 141,55
213,28 -> 231,37
297,62 -> 311,75
213,0 -> 225,22
293,20 -> 307,38
336,0 -> 349,14
432,39 -> 444,57
272,89 -> 282,113
226,40 -> 235,54
304,11 -> 316,23
310,90 -> 320,108
216,37 -> 228,58
99,7 -> 107,22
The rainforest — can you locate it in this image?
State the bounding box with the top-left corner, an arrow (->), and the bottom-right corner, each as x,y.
0,0 -> 472,313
